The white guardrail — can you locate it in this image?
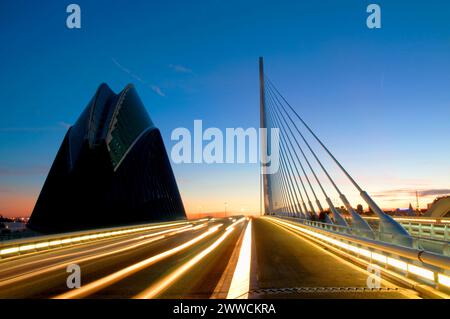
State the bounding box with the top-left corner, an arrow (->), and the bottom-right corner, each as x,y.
269,216 -> 450,294
362,216 -> 450,241
0,219 -> 197,260
365,216 -> 450,224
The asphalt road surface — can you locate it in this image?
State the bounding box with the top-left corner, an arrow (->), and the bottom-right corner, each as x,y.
0,217 -> 420,299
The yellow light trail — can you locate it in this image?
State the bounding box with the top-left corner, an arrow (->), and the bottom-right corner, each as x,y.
226,219 -> 252,299
0,225 -> 194,275
54,224 -> 223,299
226,216 -> 246,230
134,227 -> 235,299
0,224 -> 200,288
0,221 -> 193,257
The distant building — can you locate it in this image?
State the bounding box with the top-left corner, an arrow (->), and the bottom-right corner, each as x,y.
356,204 -> 363,215
393,203 -> 416,216
28,84 -> 186,233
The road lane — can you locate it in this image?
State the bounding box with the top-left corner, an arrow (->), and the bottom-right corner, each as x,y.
0,217 -> 426,299
0,221 -> 221,298
0,220 -> 194,260
56,223 -> 226,299
251,217 -> 419,299
0,223 -> 195,280
137,219 -> 247,299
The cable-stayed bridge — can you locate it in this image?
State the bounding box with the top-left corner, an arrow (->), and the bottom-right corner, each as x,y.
0,59 -> 448,299
260,57 -> 411,244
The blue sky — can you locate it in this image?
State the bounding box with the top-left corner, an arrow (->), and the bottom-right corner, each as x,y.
0,0 -> 449,217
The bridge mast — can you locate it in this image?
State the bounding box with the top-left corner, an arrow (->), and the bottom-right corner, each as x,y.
259,57 -> 270,215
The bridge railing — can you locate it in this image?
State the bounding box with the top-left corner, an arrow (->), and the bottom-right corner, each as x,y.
0,219 -> 194,260
270,216 -> 450,295
363,216 -> 450,225
400,222 -> 449,241
360,217 -> 450,242
280,216 -> 449,257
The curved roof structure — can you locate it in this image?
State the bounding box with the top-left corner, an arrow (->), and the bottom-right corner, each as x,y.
425,196 -> 450,218
28,83 -> 186,233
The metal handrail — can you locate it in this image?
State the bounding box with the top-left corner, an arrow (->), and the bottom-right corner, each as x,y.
273,216 -> 450,271
0,219 -> 190,258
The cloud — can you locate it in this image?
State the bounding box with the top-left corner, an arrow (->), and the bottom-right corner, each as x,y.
0,124 -> 67,133
372,188 -> 450,198
0,187 -> 12,193
112,58 -> 166,97
58,121 -> 71,129
418,189 -> 450,196
0,166 -> 48,176
169,64 -> 192,74
149,85 -> 166,97
111,58 -> 132,75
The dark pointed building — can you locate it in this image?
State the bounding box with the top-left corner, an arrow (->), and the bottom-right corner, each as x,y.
28,84 -> 186,233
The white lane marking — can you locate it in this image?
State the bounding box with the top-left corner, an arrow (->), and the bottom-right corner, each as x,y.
226,219 -> 252,299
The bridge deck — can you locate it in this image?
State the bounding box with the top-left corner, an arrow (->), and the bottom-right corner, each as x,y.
250,218 -> 418,299
0,217 -> 422,299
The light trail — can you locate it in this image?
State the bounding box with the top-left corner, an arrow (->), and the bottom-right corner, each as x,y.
226,219 -> 252,299
226,217 -> 246,230
0,221 -> 194,259
0,224 -> 203,288
54,224 -> 223,299
134,226 -> 236,299
0,225 -> 194,275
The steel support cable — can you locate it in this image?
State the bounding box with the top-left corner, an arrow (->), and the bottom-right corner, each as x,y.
279,175 -> 291,216
281,160 -> 298,217
271,118 -> 315,220
266,82 -> 328,201
266,97 -> 307,219
266,87 -> 319,219
265,79 -> 412,245
270,117 -> 306,218
266,79 -> 364,226
268,157 -> 281,215
269,102 -> 334,225
278,172 -> 289,215
261,112 -> 277,214
265,104 -> 290,216
266,96 -> 303,219
265,79 -> 387,235
267,80 -> 343,194
265,85 -> 315,204
266,81 -> 348,226
264,100 -> 278,215
279,153 -> 306,218
279,149 -> 303,218
266,97 -> 313,219
266,89 -> 310,217
272,148 -> 289,216
265,83 -> 323,219
276,156 -> 294,216
269,166 -> 280,215
273,162 -> 287,215
266,78 -> 362,191
266,103 -> 290,216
